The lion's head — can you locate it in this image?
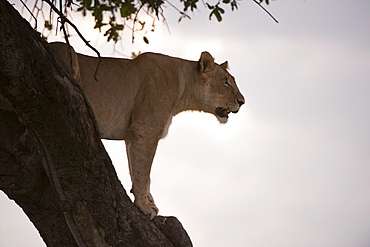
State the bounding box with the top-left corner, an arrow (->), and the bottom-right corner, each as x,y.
197,52 -> 245,124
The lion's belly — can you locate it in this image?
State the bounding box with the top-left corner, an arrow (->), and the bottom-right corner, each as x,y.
86,96 -> 132,140
82,83 -> 135,141
99,124 -> 128,140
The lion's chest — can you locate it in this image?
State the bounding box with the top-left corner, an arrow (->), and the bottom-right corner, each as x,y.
161,118 -> 173,139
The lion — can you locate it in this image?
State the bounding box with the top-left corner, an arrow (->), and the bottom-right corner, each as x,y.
50,42 -> 245,219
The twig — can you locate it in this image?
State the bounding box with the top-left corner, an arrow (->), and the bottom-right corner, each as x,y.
164,0 -> 187,17
19,0 -> 38,29
164,0 -> 190,23
252,0 -> 279,23
59,0 -> 73,75
42,0 -> 102,81
132,3 -> 144,44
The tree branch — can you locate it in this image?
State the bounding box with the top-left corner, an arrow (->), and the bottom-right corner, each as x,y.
0,2 -> 193,246
19,0 -> 38,29
252,0 -> 279,23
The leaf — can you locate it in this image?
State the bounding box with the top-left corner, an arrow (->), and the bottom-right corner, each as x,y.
231,0 -> 239,11
104,27 -> 120,43
206,3 -> 214,9
99,4 -> 111,11
44,20 -> 53,30
143,36 -> 149,44
116,24 -> 124,31
131,51 -> 142,58
93,8 -> 103,20
178,12 -> 191,22
182,0 -> 199,11
218,6 -> 225,14
120,3 -> 137,18
85,0 -> 92,8
214,10 -> 222,22
209,5 -> 224,22
94,20 -> 107,30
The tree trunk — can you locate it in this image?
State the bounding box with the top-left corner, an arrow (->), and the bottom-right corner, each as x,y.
0,0 -> 192,246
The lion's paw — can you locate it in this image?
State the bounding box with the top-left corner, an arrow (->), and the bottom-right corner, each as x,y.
147,193 -> 154,203
134,199 -> 158,220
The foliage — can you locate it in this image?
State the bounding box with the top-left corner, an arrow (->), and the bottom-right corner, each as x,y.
23,0 -> 273,43
72,0 -> 252,42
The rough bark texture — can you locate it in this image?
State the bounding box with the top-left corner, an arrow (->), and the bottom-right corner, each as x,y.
0,0 -> 192,246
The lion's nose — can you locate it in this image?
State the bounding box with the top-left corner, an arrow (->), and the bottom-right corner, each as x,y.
237,99 -> 245,107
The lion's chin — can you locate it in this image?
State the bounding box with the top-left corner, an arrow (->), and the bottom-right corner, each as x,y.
217,116 -> 228,124
215,107 -> 229,124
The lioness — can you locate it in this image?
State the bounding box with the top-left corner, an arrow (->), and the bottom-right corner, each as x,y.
50,42 -> 245,219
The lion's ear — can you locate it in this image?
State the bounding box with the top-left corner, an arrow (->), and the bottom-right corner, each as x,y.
198,51 -> 215,73
220,61 -> 229,70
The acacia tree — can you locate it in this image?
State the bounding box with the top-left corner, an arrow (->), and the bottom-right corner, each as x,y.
0,0 -> 274,246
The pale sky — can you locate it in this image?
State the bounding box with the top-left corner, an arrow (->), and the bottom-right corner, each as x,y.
1,1 -> 370,246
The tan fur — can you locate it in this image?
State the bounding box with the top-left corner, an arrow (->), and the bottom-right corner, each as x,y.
50,42 -> 245,219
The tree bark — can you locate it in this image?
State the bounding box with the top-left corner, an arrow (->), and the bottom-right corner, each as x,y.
0,0 -> 192,246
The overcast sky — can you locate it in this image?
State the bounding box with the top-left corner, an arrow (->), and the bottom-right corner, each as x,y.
1,1 -> 370,246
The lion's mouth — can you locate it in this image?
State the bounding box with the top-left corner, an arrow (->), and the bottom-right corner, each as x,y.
215,107 -> 239,124
215,107 -> 231,124
216,107 -> 230,119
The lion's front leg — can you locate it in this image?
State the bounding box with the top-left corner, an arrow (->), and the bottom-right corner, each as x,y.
125,133 -> 159,219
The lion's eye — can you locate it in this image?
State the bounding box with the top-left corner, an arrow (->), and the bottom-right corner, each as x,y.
224,79 -> 230,86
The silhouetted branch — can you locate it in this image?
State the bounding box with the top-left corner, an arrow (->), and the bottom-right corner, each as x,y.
19,0 -> 38,29
252,0 -> 278,23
